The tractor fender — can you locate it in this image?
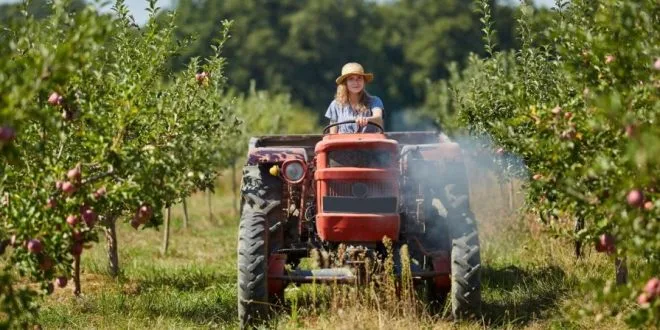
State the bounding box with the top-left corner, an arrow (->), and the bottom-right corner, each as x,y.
246,147 -> 308,165
400,143 -> 463,162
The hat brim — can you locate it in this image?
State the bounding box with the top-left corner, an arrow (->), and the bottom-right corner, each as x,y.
335,73 -> 374,85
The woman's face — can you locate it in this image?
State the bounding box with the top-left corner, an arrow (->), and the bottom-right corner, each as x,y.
346,75 -> 365,94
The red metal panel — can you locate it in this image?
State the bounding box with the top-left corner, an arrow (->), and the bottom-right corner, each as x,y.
316,213 -> 400,242
247,147 -> 307,165
432,254 -> 451,290
315,168 -> 398,180
419,143 -> 463,161
268,254 -> 287,295
315,137 -> 398,153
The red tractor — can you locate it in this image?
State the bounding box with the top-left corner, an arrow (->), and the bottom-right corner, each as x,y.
237,121 -> 481,327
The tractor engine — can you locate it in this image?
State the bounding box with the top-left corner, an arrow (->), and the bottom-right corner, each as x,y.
314,133 -> 400,243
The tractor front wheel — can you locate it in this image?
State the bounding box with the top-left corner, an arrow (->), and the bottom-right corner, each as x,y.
237,166 -> 284,329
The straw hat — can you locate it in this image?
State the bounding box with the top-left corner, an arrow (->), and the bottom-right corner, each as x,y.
335,62 -> 374,85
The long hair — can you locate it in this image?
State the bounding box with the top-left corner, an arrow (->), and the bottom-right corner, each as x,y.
335,83 -> 371,114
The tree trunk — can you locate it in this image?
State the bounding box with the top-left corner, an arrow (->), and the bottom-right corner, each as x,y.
182,198 -> 189,229
162,206 -> 171,255
508,181 -> 514,210
615,257 -> 628,285
104,214 -> 120,277
207,190 -> 214,223
73,254 -> 81,296
574,217 -> 584,258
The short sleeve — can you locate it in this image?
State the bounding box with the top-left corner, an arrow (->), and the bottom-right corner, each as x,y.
370,96 -> 384,110
325,100 -> 338,122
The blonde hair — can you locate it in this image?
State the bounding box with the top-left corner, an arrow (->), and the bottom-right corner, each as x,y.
335,83 -> 371,114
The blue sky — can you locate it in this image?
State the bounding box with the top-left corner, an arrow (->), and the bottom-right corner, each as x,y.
1,0 -> 558,25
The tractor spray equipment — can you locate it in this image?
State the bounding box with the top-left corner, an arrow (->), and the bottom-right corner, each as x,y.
237,121 -> 481,328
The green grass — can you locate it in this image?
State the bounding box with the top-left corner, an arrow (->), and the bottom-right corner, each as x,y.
37,168 -> 629,329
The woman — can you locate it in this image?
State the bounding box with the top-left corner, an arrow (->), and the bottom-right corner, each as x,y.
325,62 -> 384,134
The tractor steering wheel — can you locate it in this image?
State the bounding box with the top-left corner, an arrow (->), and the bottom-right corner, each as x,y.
323,120 -> 384,134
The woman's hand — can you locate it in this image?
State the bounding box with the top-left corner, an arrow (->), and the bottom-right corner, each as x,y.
356,117 -> 369,127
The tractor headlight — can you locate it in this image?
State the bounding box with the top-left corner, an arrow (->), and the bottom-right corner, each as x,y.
282,160 -> 305,183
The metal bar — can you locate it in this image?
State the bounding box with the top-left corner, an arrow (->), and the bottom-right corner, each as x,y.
270,275 -> 357,284
272,270 -> 447,284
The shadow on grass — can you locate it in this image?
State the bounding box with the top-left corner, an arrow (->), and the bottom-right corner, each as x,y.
480,264 -> 567,327
134,269 -> 238,325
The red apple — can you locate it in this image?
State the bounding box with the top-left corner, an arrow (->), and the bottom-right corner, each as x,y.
195,71 -> 209,83
563,112 -> 573,119
653,58 -> 659,71
644,201 -> 654,211
595,233 -> 615,253
47,92 -> 63,106
46,198 -> 57,209
605,54 -> 615,64
27,239 -> 43,254
627,189 -> 644,208
532,174 -> 543,181
0,125 -> 16,143
93,186 -> 107,200
637,292 -> 650,305
55,180 -> 63,190
67,165 -> 82,182
61,181 -> 77,196
135,204 -> 153,223
81,208 -> 97,228
66,215 -> 80,227
644,277 -> 660,297
55,277 -> 68,288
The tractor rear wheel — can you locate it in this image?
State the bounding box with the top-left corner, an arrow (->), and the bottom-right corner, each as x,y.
438,174 -> 481,319
237,166 -> 283,329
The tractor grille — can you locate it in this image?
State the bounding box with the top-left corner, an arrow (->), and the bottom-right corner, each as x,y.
327,180 -> 395,198
328,149 -> 393,168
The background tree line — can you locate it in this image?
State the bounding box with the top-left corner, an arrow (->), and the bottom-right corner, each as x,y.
165,0 -> 526,130
1,0 -> 554,131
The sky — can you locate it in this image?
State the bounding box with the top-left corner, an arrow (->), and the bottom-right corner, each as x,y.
1,0 -> 558,26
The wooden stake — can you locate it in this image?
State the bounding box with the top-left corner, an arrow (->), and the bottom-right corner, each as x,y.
207,190 -> 214,223
161,206 -> 171,255
508,180 -> 514,210
182,198 -> 189,229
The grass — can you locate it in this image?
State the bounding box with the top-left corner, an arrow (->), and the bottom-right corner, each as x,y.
37,166 -> 629,329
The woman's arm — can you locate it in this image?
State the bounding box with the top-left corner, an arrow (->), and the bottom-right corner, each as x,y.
329,122 -> 338,134
369,108 -> 384,128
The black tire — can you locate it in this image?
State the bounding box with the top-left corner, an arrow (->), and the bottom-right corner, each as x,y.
437,167 -> 481,319
237,166 -> 283,329
450,222 -> 481,319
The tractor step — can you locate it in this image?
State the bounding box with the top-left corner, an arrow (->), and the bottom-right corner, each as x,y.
271,268 -> 357,284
